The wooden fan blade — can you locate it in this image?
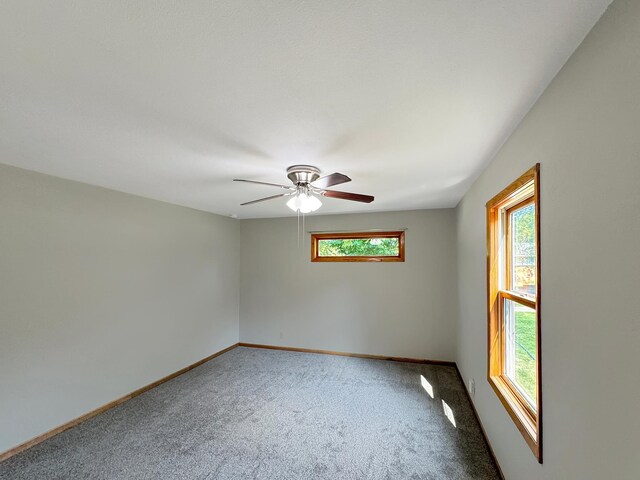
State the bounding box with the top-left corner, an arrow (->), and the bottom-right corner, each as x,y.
322,190 -> 374,203
234,179 -> 292,190
312,173 -> 351,189
240,193 -> 289,206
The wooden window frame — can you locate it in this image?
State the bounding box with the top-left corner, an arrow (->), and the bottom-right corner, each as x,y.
311,231 -> 405,262
486,164 -> 542,462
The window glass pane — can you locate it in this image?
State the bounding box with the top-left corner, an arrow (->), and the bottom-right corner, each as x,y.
504,299 -> 537,407
317,237 -> 399,257
510,203 -> 536,295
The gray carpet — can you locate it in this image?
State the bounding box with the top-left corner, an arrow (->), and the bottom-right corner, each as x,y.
0,347 -> 500,479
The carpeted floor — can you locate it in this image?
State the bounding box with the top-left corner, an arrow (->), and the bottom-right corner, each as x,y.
0,347 -> 501,479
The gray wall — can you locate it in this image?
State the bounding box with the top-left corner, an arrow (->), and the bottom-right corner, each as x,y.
0,163 -> 240,453
240,209 -> 457,361
456,0 -> 640,478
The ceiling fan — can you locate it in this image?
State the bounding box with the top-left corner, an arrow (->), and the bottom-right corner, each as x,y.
234,165 -> 374,213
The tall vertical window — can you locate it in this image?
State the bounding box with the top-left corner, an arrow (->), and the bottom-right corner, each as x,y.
486,164 -> 541,462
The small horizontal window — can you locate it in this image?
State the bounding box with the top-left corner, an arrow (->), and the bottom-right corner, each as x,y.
310,231 -> 405,262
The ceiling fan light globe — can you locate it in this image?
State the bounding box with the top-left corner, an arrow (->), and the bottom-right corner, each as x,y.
286,192 -> 321,213
297,194 -> 312,213
286,196 -> 300,212
308,195 -> 322,212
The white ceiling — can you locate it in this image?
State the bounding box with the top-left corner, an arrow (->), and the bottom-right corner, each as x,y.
0,1 -> 611,218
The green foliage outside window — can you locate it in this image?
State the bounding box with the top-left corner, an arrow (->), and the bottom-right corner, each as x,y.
515,311 -> 537,402
317,238 -> 399,257
512,204 -> 535,246
511,204 -> 537,294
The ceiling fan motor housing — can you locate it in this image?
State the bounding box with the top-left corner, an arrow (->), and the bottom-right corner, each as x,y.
286,165 -> 321,185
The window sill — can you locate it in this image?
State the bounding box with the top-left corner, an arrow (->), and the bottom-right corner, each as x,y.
488,374 -> 541,462
311,256 -> 404,262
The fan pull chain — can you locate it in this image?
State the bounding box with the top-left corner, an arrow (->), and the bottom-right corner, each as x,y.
297,208 -> 300,248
